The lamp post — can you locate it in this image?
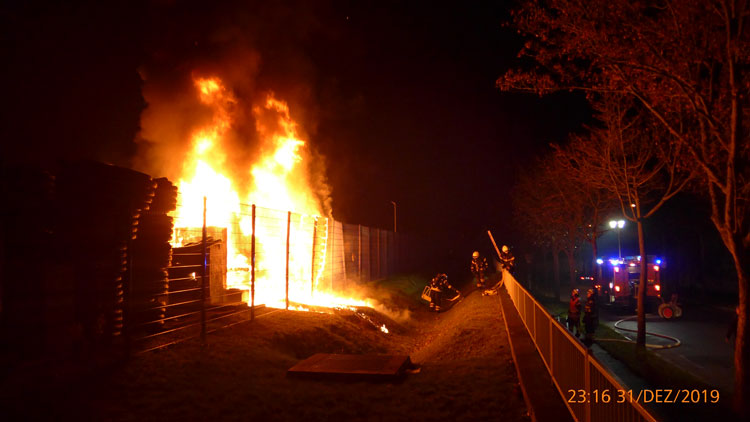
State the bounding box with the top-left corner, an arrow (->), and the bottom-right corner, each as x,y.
390,201 -> 397,233
609,219 -> 625,259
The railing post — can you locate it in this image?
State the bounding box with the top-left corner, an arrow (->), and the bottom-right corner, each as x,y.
330,221 -> 335,290
532,300 -> 537,340
358,224 -> 362,282
549,317 -> 554,377
311,217 -> 317,296
584,348 -> 591,422
286,211 -> 291,310
251,204 -> 256,321
201,196 -> 207,343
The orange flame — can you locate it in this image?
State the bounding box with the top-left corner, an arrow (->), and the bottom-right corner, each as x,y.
170,76 -> 375,312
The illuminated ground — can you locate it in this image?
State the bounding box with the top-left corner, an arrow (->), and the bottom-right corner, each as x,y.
0,279 -> 529,421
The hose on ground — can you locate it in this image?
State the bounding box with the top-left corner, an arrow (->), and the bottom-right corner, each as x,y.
600,316 -> 681,350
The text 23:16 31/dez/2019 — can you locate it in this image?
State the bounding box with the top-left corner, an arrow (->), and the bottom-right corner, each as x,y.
567,389 -> 720,404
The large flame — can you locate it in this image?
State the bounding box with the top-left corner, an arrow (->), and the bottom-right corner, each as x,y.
171,76 -> 372,311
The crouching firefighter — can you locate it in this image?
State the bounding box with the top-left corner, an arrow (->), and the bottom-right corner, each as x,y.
429,273 -> 455,312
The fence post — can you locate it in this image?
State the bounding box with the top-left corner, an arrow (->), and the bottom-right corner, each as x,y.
311,217 -> 317,296
376,228 -> 381,279
394,232 -> 398,273
384,231 -> 389,278
358,224 -> 362,282
330,221 -> 335,291
251,204 -> 256,321
549,317 -> 554,378
286,211 -> 291,310
341,224 -> 347,290
201,196 -> 207,343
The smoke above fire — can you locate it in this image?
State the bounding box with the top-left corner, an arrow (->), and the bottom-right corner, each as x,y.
132,1 -> 331,215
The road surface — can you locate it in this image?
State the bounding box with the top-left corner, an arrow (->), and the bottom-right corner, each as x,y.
598,304 -> 735,393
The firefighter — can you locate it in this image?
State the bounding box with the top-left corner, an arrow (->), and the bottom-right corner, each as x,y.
428,273 -> 455,312
583,288 -> 599,345
471,251 -> 489,288
499,245 -> 515,273
567,289 -> 582,337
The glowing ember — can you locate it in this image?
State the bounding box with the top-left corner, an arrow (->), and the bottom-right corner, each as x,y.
170,75 -> 380,315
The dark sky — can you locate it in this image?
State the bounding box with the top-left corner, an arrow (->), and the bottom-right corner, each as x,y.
1,0 -> 589,247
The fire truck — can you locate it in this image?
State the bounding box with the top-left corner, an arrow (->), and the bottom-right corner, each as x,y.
596,255 -> 663,311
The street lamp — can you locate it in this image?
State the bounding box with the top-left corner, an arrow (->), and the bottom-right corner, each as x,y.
390,201 -> 397,233
609,219 -> 625,259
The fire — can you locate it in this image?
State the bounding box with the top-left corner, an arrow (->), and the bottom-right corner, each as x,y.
170,75 -> 378,314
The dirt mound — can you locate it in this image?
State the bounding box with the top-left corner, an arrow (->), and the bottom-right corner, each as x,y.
411,289 -> 509,363
268,311 -> 395,359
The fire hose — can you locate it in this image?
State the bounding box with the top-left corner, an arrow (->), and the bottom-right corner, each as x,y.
600,316 -> 681,350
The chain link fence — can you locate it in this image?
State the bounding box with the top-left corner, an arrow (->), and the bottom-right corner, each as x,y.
128,198 -> 410,352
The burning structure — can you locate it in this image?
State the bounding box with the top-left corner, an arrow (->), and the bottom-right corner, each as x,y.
135,73 -> 400,314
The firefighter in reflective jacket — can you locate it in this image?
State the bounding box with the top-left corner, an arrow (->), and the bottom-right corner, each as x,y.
499,245 -> 515,273
471,251 -> 489,288
429,273 -> 454,312
567,289 -> 582,337
583,289 -> 599,344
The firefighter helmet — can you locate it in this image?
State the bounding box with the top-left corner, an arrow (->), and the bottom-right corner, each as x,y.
571,288 -> 579,298
502,245 -> 509,253
472,251 -> 480,259
587,288 -> 595,297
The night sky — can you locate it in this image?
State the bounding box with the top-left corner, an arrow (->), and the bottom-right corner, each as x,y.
1,1 -> 590,247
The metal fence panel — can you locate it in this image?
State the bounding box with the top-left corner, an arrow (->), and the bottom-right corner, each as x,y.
588,358 -> 654,422
534,304 -> 551,371
551,324 -> 588,421
502,272 -> 657,422
124,198 -> 410,353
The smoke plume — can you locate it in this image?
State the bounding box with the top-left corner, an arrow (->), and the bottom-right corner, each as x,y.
133,0 -> 332,214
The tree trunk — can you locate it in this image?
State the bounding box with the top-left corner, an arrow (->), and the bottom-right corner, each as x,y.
728,238 -> 750,417
591,209 -> 600,282
553,249 -> 561,302
636,218 -> 647,348
590,234 -> 603,288
565,248 -> 576,291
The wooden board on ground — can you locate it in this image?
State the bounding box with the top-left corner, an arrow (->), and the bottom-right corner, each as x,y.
287,353 -> 413,382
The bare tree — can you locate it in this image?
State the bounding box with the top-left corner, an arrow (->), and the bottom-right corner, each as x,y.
513,155 -> 593,301
555,96 -> 694,346
499,1 -> 750,412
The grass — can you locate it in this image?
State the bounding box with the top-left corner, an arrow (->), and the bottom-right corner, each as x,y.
1,273 -> 529,422
373,273 -> 429,300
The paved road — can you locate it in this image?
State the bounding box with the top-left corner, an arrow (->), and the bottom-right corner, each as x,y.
598,304 -> 736,392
